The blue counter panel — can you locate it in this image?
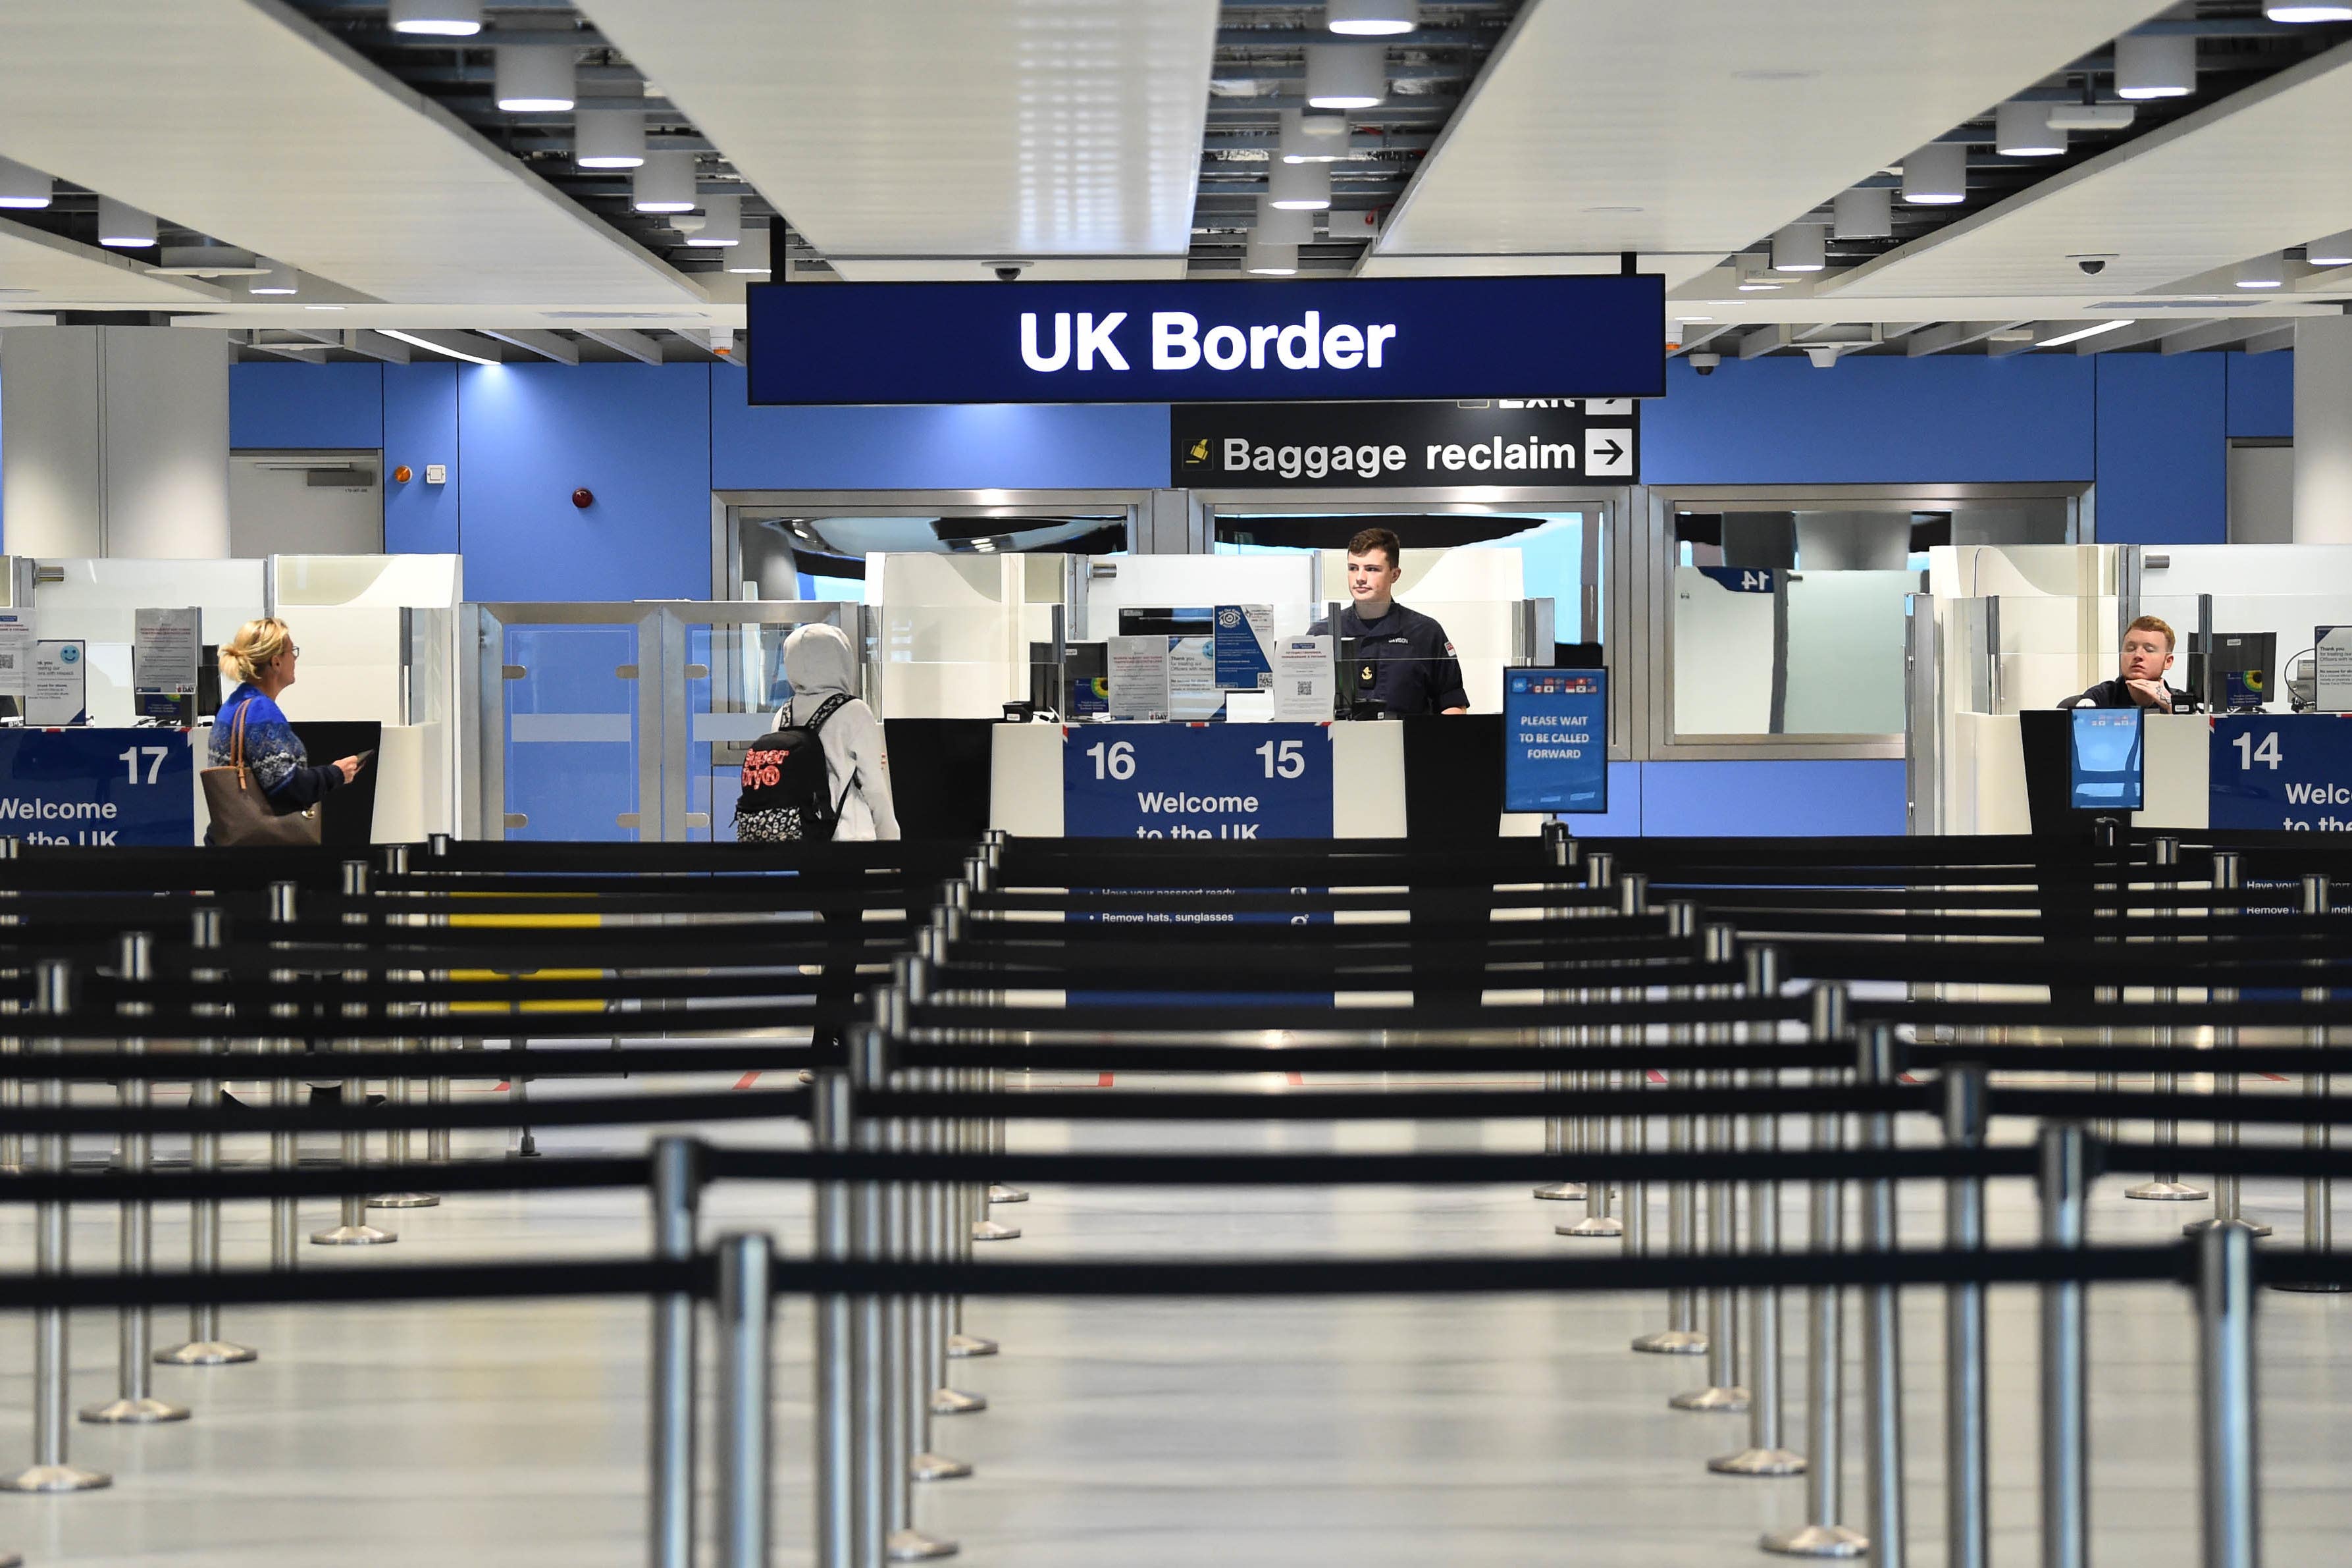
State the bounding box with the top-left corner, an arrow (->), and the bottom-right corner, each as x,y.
1639,760 -> 1906,837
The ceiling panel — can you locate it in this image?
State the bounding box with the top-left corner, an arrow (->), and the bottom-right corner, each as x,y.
579,0 -> 1220,280
1824,38 -> 2352,300
0,0 -> 702,308
0,219 -> 226,308
1362,0 -> 2174,280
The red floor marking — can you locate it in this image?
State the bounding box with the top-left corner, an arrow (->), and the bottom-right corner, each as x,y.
2261,1072 -> 2290,1082
494,1081 -> 509,1092
735,1072 -> 762,1089
1900,1072 -> 1920,1085
1097,1072 -> 1114,1087
1286,1072 -> 1306,1087
1647,1069 -> 1667,1085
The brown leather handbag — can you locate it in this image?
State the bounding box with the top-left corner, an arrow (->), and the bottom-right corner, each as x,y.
200,704 -> 321,847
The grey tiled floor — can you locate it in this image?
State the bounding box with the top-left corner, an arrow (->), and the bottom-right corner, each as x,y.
2,1078 -> 2348,1566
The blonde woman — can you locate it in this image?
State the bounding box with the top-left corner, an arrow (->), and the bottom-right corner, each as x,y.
208,619 -> 361,833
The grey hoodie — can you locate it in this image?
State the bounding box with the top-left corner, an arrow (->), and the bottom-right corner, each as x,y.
777,623 -> 899,841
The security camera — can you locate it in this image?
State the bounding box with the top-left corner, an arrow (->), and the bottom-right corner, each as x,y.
988,260 -> 1030,282
1804,345 -> 1841,369
1688,352 -> 1720,376
2069,254 -> 2116,276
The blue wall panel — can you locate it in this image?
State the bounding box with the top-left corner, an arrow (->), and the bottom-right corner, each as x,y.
2094,352 -> 2226,544
710,364 -> 1170,490
457,363 -> 714,601
1639,760 -> 1906,837
2226,350 -> 2293,438
383,363 -> 461,557
228,363 -> 382,450
1643,355 -> 2095,484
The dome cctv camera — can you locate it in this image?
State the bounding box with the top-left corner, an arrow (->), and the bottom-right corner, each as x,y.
989,260 -> 1030,282
1688,352 -> 1720,376
1804,345 -> 1841,369
2069,254 -> 2116,276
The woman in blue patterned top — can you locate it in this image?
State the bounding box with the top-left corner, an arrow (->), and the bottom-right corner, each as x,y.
209,618 -> 361,819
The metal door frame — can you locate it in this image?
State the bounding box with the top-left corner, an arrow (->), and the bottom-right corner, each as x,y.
469,602 -> 666,843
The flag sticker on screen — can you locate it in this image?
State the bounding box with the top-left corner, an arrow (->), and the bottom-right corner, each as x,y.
2070,706 -> 2145,812
1503,669 -> 1607,814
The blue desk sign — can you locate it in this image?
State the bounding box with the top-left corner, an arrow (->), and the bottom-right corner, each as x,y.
1503,669 -> 1608,814
1212,605 -> 1273,692
0,729 -> 193,846
2210,714 -> 2352,831
1063,723 -> 1333,839
747,275 -> 1667,406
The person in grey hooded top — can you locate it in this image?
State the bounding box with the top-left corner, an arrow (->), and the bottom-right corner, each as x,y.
775,622 -> 899,841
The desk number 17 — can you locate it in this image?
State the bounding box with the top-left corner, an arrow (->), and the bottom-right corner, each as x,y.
2232,732 -> 2281,770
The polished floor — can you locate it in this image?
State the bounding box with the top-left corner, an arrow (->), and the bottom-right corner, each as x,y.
2,1073 -> 2349,1567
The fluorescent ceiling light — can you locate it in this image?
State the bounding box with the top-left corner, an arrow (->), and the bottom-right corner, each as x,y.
1279,108 -> 1349,163
1326,0 -> 1416,35
2265,2 -> 2352,20
2307,229 -> 2352,267
685,192 -> 741,246
246,260 -> 298,296
494,45 -> 576,112
633,150 -> 697,213
379,328 -> 500,367
0,156 -> 51,209
1995,101 -> 2065,157
1901,143 -> 1966,204
727,225 -> 773,274
2036,320 -> 2133,348
576,109 -> 646,169
2114,33 -> 2195,99
389,0 -> 482,35
1267,160 -> 1332,211
95,196 -> 155,248
305,304 -> 346,311
1734,255 -> 1783,291
1832,186 -> 1891,240
1244,236 -> 1299,276
1305,44 -> 1385,109
2235,252 -> 2284,289
1771,223 -> 1825,273
2048,102 -> 2135,130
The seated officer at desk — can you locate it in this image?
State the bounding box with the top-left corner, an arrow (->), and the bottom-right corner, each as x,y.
2058,614 -> 2198,713
1311,527 -> 1469,716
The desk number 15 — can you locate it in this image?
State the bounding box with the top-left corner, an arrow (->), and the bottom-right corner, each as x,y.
2232,732 -> 2281,770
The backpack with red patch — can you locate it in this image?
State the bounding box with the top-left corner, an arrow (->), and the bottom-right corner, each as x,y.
733,693 -> 852,843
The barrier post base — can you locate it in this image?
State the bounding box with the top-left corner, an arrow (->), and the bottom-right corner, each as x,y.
2185,1216 -> 2272,1239
368,1193 -> 440,1209
78,1396 -> 188,1425
1630,1329 -> 1708,1355
1708,1445 -> 1806,1477
310,1223 -> 397,1247
930,1388 -> 986,1415
1557,1216 -> 1623,1238
1760,1523 -> 1868,1559
886,1527 -> 958,1560
987,1185 -> 1028,1205
945,1334 -> 998,1359
909,1452 -> 972,1482
1669,1384 -> 1750,1413
153,1340 -> 257,1367
2268,1278 -> 2351,1294
1531,1182 -> 1584,1201
2126,1180 -> 2209,1202
970,1220 -> 1020,1242
0,1464 -> 111,1494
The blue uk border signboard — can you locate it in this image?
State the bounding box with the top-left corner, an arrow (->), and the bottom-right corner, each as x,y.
1503,669 -> 1608,815
1062,723 -> 1333,840
0,729 -> 193,846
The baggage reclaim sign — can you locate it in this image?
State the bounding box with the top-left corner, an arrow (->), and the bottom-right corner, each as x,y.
1173,398 -> 1639,487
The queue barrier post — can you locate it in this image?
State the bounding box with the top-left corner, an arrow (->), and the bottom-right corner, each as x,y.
2273,874 -> 2344,1292
371,849 -> 437,1210
157,906 -> 257,1367
2192,851 -> 2269,1239
1632,898 -> 1706,1355
1710,944 -> 1801,1476
314,864 -> 395,1247
2130,837 -> 2207,1203
850,1026 -> 893,1567
1620,874 -> 1652,1256
814,1071 -> 858,1568
1856,1022 -> 1907,1568
1671,923 -> 1748,1415
1,958 -> 111,1494
2039,1123 -> 2091,1568
2197,1222 -> 2261,1568
717,1231 -> 775,1568
266,880 -> 302,1270
1940,1066 -> 1991,1568
80,932 -> 190,1426
648,1136 -> 703,1568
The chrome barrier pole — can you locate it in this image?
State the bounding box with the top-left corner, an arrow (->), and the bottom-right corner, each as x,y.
2275,874 -> 2343,1292
2039,1122 -> 2091,1568
2191,852 -> 2266,1238
372,850 -> 436,1209
1633,898 -> 1706,1355
1620,877 -> 1652,1265
960,856 -> 1026,1234
1856,1022 -> 1906,1568
2131,837 -> 2207,1202
1940,1066 -> 1990,1568
648,1136 -> 702,1568
2092,818 -> 2120,1142
815,1071 -> 858,1568
931,895 -> 997,1363
717,1231 -> 775,1568
82,933 -> 189,1426
891,966 -> 974,1489
1712,945 -> 1800,1475
1,959 -> 111,1493
1762,983 -> 1864,1559
868,1012 -> 956,1559
315,863 -> 394,1246
267,880 -> 302,1270
2197,1222 -> 2261,1568
1538,852 -> 1611,1203
1673,923 -> 1747,1413
158,907 -> 257,1366
850,1026 -> 892,1568
0,837 -> 18,1182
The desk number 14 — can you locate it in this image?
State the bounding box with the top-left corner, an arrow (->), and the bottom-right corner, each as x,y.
2232,732 -> 2281,770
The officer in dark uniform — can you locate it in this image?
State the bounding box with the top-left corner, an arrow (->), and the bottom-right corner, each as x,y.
1309,527 -> 1470,716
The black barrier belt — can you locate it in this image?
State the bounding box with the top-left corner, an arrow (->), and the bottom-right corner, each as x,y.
26,971 -> 864,1007
1875,1000 -> 2352,1028
0,1042 -> 838,1080
0,1255 -> 706,1310
0,1085 -> 810,1135
981,889 -> 1627,915
0,1001 -> 862,1041
903,997 -> 1798,1032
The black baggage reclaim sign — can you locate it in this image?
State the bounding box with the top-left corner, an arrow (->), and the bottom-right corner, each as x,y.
1172,399 -> 1640,488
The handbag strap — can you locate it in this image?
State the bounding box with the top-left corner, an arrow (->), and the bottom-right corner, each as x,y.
229,700 -> 251,785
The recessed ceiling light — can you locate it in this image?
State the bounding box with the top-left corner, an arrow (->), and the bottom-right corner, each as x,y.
1325,0 -> 1416,36
389,0 -> 482,35
305,304 -> 346,311
2264,1 -> 2352,20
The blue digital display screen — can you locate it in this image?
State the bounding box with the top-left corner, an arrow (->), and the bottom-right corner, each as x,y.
745,276 -> 1668,405
2070,706 -> 2145,812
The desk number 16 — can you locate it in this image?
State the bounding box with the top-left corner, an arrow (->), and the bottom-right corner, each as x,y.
2232,731 -> 2281,770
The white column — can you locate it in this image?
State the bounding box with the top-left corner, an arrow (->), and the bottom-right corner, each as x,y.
2294,315 -> 2352,544
1,326 -> 230,558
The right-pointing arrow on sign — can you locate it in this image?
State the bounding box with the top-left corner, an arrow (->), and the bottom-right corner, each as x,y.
1584,427 -> 1634,477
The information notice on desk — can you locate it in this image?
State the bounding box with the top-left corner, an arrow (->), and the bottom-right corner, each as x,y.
1502,669 -> 1607,814
1062,722 -> 1333,839
2208,714 -> 2352,830
0,730 -> 192,845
